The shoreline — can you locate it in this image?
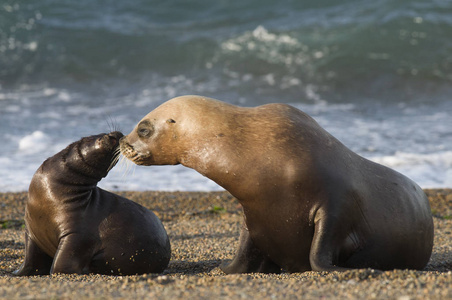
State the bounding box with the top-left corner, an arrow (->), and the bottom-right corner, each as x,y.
1,189 -> 451,299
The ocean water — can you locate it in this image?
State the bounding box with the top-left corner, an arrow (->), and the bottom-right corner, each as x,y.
1,0 -> 451,192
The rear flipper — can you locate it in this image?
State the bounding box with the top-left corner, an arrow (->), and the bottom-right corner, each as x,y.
13,231 -> 53,276
220,222 -> 281,274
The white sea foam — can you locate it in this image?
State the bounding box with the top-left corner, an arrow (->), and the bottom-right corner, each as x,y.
219,25 -> 309,70
99,165 -> 223,192
370,151 -> 452,188
0,156 -> 40,192
18,131 -> 51,154
0,82 -> 450,192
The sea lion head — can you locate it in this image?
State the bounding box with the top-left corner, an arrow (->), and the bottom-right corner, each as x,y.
119,115 -> 181,166
120,95 -> 238,167
63,131 -> 124,179
119,97 -> 201,166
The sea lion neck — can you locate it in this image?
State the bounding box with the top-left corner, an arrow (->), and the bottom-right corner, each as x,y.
177,130 -> 252,202
38,159 -> 98,197
44,142 -> 107,189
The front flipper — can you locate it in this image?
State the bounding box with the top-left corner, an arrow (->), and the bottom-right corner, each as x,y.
50,234 -> 96,275
220,222 -> 281,274
13,231 -> 53,276
309,212 -> 351,272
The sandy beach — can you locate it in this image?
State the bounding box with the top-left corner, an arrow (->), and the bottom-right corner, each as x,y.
0,189 -> 451,299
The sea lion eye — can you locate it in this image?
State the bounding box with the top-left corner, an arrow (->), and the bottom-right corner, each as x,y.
138,128 -> 150,136
137,121 -> 153,138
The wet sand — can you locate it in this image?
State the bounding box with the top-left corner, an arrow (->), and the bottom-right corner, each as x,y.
1,189 -> 451,299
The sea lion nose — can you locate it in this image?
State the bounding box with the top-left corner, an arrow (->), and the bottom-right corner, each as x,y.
109,131 -> 124,141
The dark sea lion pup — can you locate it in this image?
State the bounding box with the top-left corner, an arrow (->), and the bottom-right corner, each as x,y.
120,95 -> 434,274
14,131 -> 171,276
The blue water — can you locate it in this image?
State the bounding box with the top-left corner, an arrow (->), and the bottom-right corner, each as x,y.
1,0 -> 451,192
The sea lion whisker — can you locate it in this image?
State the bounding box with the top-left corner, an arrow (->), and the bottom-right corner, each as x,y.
123,164 -> 136,179
128,160 -> 137,178
105,115 -> 113,132
107,153 -> 121,173
112,147 -> 121,158
116,155 -> 126,172
104,115 -> 121,133
117,155 -> 134,179
119,155 -> 130,172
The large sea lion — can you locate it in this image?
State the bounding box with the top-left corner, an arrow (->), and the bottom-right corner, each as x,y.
120,95 -> 434,273
14,131 -> 171,276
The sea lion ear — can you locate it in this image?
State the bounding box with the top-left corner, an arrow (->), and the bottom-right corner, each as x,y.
166,119 -> 176,124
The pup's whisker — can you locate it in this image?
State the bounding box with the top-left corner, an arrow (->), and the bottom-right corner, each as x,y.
104,115 -> 121,133
107,150 -> 121,173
